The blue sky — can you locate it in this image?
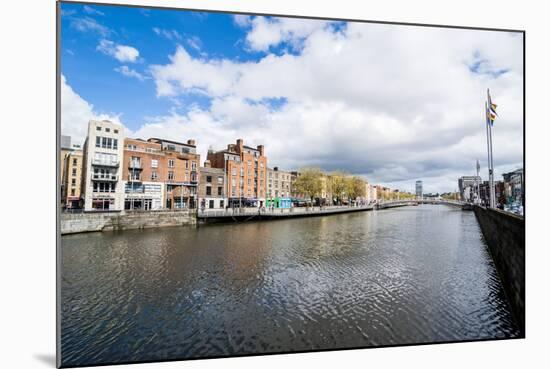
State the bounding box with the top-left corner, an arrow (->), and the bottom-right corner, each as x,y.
60,2 -> 523,193
61,3 -> 267,129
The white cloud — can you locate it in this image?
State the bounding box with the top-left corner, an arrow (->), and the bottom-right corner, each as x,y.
114,65 -> 148,81
83,5 -> 105,16
70,17 -> 110,37
61,75 -> 128,147
146,21 -> 523,193
244,16 -> 334,52
152,27 -> 182,41
233,14 -> 252,28
186,36 -> 202,51
97,39 -> 140,63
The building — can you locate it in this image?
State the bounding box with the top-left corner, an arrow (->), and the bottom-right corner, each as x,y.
207,139 -> 267,208
61,149 -> 84,209
458,175 -> 482,202
267,167 -> 292,198
415,180 -> 423,199
198,160 -> 226,209
502,168 -> 524,206
81,120 -> 125,211
122,138 -> 165,210
368,183 -> 378,203
60,135 -> 84,209
479,180 -> 505,207
147,138 -> 200,209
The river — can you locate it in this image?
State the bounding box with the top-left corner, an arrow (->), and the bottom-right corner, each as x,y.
60,205 -> 519,366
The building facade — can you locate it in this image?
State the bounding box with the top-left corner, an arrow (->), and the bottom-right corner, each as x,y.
122,138 -> 165,210
267,167 -> 292,199
198,161 -> 226,209
82,120 -> 125,211
61,149 -> 84,209
415,180 -> 423,199
147,138 -> 200,209
502,168 -> 524,206
458,175 -> 482,202
207,139 -> 267,208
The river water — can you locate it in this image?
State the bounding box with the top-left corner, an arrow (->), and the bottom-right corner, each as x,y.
60,205 -> 519,366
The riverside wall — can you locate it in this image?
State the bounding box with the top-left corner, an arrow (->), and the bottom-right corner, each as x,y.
61,210 -> 196,235
474,205 -> 525,336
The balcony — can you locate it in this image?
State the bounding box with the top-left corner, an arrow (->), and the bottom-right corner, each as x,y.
92,174 -> 118,181
92,159 -> 119,167
128,161 -> 142,169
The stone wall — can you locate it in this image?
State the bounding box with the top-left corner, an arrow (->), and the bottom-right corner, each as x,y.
474,206 -> 525,336
61,210 -> 196,235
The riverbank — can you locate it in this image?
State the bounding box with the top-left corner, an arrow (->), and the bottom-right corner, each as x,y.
60,210 -> 196,235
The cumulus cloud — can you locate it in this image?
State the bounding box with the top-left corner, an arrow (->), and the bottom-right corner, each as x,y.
61,75 -> 128,147
145,20 -> 522,192
97,39 -> 140,63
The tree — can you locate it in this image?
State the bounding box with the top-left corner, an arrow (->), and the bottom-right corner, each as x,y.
328,171 -> 348,205
293,168 -> 323,206
346,176 -> 366,202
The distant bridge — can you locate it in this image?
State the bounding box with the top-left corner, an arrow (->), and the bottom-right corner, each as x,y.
197,199 -> 468,222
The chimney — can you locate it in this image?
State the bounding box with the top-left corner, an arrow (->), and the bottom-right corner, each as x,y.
187,139 -> 196,146
274,166 -> 279,171
204,160 -> 211,168
257,144 -> 265,156
236,139 -> 244,152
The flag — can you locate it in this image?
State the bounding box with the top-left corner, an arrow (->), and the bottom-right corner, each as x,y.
487,89 -> 498,126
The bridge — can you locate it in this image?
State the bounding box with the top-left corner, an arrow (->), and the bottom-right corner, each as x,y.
197,199 -> 467,222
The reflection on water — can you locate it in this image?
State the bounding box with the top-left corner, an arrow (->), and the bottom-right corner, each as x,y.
61,205 -> 519,366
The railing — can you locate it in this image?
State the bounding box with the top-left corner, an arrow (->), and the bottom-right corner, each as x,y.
92,174 -> 118,181
92,159 -> 119,167
197,205 -> 374,218
128,161 -> 142,169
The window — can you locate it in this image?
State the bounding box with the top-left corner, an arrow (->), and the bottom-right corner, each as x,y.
105,127 -> 110,133
232,168 -> 237,176
217,176 -> 223,185
114,129 -> 118,134
167,144 -> 176,151
206,187 -> 212,196
151,171 -> 158,181
191,161 -> 197,170
96,126 -> 101,131
231,187 -> 236,197
168,171 -> 174,180
71,179 -> 76,185
206,176 -> 212,183
248,179 -> 251,185
151,159 -> 158,168
113,139 -> 118,150
182,147 -> 190,153
220,200 -> 224,208
168,159 -> 174,168
71,189 -> 75,196
209,200 -> 214,209
218,187 -> 222,196
95,137 -> 101,148
72,158 -> 77,166
185,161 -> 189,169
72,168 -> 77,176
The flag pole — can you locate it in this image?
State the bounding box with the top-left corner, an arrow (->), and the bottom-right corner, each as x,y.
485,101 -> 493,208
486,88 -> 496,208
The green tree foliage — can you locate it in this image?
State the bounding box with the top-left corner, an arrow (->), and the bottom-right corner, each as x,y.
293,168 -> 323,204
328,171 -> 348,205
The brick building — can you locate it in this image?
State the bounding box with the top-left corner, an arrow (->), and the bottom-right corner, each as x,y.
207,139 -> 267,208
147,138 -> 200,209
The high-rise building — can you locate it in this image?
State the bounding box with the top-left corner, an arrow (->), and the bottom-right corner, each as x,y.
207,139 -> 267,208
415,180 -> 423,199
81,120 -> 125,211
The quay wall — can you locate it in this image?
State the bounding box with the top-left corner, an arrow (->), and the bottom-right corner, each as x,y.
474,205 -> 525,336
61,210 -> 196,235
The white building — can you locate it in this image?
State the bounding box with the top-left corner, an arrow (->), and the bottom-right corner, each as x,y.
81,120 -> 125,211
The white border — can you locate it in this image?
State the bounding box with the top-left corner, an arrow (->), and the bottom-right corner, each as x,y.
1,0 -> 548,368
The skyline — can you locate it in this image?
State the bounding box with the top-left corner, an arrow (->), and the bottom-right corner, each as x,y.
60,3 -> 524,193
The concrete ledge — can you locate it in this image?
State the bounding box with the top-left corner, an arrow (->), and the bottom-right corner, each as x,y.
474,205 -> 525,336
61,210 -> 196,235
